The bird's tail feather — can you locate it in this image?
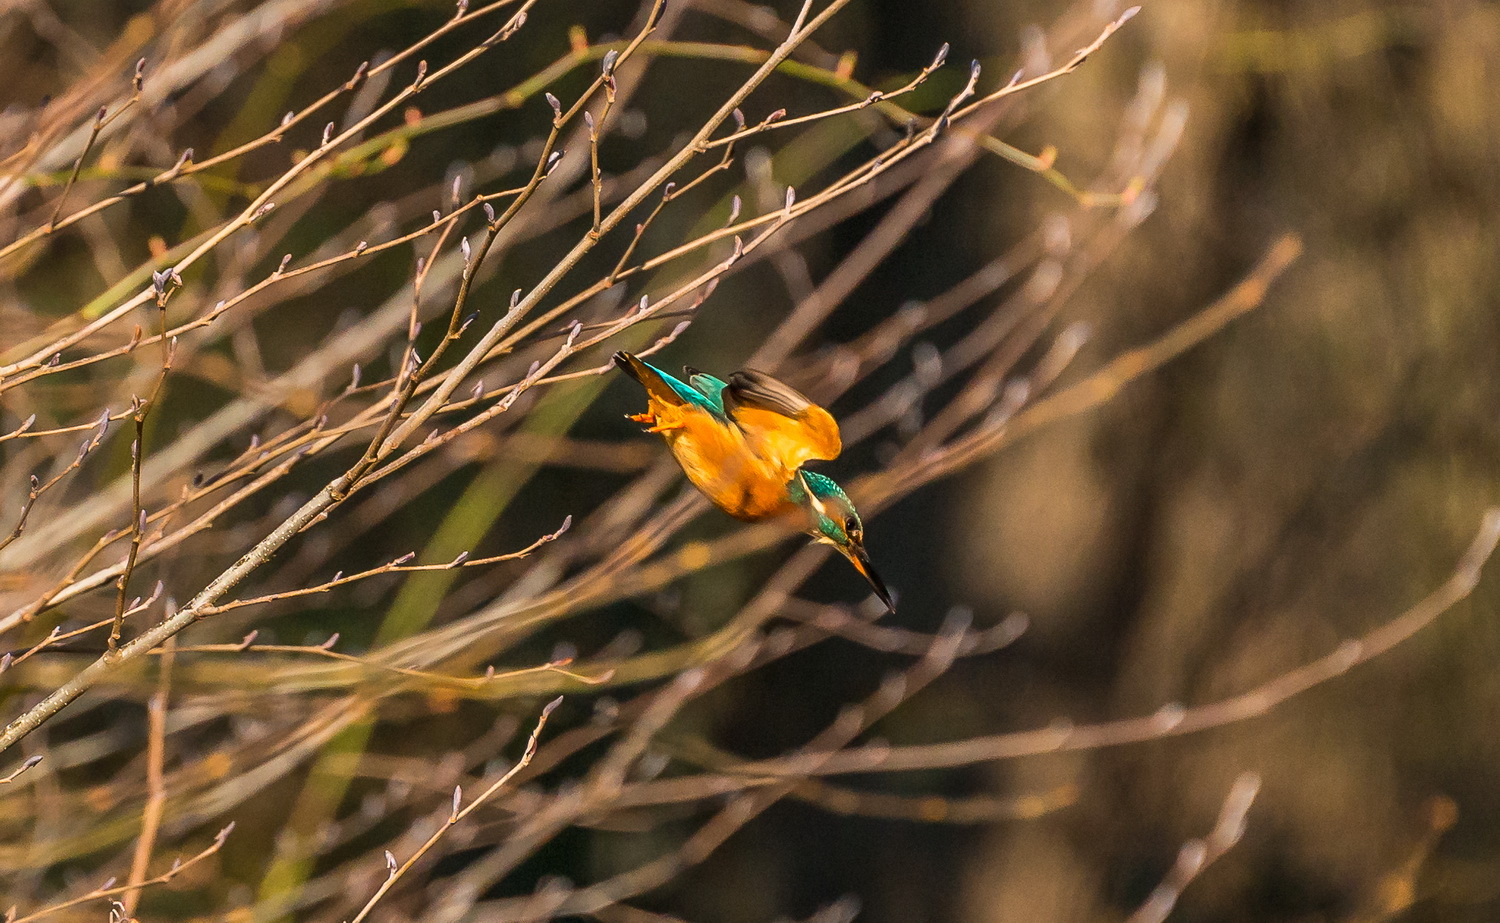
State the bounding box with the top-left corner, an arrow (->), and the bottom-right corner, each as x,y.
613,351 -> 686,406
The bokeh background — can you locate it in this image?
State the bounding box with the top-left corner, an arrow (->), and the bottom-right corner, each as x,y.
3,0 -> 1500,920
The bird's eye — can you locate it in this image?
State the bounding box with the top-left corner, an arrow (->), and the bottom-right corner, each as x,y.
845,521 -> 860,540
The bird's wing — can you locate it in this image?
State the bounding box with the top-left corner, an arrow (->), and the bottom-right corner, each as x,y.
685,368 -> 730,413
722,368 -> 841,472
614,352 -> 721,414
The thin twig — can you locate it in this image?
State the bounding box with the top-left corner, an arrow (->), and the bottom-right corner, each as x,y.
1126,773 -> 1261,923
9,823 -> 234,923
680,508 -> 1500,780
121,637 -> 174,916
348,697 -> 562,923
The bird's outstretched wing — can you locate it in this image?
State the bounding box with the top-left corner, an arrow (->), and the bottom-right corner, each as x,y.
684,367 -> 730,412
722,368 -> 841,474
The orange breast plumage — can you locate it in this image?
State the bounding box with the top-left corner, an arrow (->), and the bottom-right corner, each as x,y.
656,406 -> 795,520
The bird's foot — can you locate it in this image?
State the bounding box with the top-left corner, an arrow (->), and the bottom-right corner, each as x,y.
628,411 -> 680,433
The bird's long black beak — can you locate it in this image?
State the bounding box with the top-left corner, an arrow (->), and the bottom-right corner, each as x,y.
842,541 -> 895,614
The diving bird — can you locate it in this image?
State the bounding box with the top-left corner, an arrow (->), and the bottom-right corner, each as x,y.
613,351 -> 893,612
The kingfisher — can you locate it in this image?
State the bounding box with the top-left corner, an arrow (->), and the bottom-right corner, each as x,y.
614,351 -> 893,613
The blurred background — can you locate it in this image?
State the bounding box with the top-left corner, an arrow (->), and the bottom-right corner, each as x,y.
2,0 -> 1499,921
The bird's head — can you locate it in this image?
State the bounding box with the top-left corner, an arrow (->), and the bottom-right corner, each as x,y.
790,470 -> 894,613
